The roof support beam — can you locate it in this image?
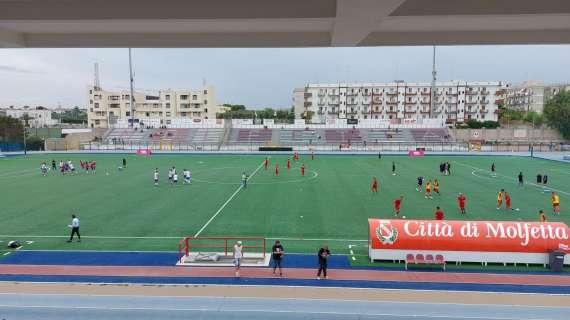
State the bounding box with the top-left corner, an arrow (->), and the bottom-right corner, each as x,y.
331,0 -> 405,46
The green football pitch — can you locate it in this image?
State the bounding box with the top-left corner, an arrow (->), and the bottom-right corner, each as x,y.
0,153 -> 568,257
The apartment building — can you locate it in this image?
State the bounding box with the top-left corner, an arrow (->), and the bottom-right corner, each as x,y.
506,80 -> 570,114
294,81 -> 506,124
87,85 -> 220,128
1,106 -> 58,127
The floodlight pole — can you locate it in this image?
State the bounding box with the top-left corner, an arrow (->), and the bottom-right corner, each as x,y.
129,48 -> 135,128
430,46 -> 437,119
23,124 -> 27,156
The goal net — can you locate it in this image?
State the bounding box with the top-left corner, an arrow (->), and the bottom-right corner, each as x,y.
177,236 -> 269,266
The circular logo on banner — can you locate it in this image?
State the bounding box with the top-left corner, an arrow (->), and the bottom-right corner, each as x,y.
376,220 -> 398,245
473,131 -> 480,137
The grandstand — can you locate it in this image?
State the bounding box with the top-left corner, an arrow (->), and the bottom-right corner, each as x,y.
90,119 -> 454,151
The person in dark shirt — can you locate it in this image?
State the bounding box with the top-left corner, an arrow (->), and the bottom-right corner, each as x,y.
543,174 -> 548,185
392,162 -> 396,176
518,172 -> 524,186
122,158 -> 127,168
272,240 -> 284,276
537,173 -> 543,184
317,245 -> 330,280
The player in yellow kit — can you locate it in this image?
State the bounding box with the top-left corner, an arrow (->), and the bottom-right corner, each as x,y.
496,189 -> 504,210
552,192 -> 560,215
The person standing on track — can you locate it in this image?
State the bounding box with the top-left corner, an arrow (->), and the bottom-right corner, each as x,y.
518,172 -> 524,187
317,245 -> 330,280
275,164 -> 279,176
392,162 -> 396,176
287,158 -> 291,170
233,240 -> 243,277
301,163 -> 305,177
491,162 -> 496,177
67,214 -> 80,243
272,240 -> 285,276
153,168 -> 159,186
264,157 -> 269,170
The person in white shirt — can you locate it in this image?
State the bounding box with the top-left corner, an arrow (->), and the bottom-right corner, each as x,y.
173,173 -> 178,184
168,167 -> 175,183
40,162 -> 48,176
183,169 -> 190,184
153,169 -> 159,186
234,241 -> 243,277
69,162 -> 75,173
67,214 -> 80,243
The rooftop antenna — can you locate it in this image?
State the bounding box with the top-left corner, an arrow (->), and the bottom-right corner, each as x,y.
430,45 -> 437,118
94,62 -> 101,90
128,48 -> 135,128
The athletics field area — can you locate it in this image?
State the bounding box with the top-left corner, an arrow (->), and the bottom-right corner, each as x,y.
1,153 -> 568,261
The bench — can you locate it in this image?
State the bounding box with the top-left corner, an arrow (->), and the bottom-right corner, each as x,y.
405,253 -> 445,271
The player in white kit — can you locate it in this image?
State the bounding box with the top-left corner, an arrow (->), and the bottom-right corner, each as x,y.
153,169 -> 159,186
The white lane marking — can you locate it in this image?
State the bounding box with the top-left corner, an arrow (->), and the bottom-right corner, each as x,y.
2,252 -> 10,256
193,160 -> 265,238
0,304 -> 544,319
455,161 -> 570,196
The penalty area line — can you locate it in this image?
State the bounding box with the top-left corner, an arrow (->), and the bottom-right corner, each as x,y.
193,160 -> 265,238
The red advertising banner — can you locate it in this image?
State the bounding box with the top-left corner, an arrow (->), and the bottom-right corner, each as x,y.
369,219 -> 570,253
136,149 -> 152,156
408,150 -> 425,157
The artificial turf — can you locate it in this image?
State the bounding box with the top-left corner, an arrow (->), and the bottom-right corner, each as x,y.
0,153 -> 568,258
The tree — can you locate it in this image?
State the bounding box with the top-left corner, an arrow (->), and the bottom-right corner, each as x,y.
0,115 -> 24,142
523,111 -> 544,127
544,89 -> 570,139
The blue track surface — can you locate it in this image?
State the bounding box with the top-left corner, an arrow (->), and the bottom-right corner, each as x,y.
0,274 -> 569,294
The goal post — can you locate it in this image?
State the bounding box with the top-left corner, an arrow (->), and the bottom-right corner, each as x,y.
178,236 -> 269,266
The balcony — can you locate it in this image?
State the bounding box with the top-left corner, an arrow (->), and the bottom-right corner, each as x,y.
480,99 -> 490,104
404,100 -> 417,105
465,89 -> 479,95
480,108 -> 488,113
465,109 -> 477,114
420,108 -> 430,114
372,97 -> 382,104
481,89 -> 490,95
371,108 -> 383,114
318,91 -> 326,97
386,91 -> 398,96
386,100 -> 398,105
420,90 -> 431,96
362,91 -> 371,96
465,101 -> 477,105
495,99 -> 505,104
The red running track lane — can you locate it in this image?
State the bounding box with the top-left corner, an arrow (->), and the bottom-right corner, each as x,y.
1,264 -> 570,287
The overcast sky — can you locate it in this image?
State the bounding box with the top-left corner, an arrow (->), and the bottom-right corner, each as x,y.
0,45 -> 569,109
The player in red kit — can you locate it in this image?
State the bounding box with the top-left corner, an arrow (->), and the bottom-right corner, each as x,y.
434,206 -> 444,220
264,158 -> 269,170
505,191 -> 513,210
394,196 -> 403,216
457,193 -> 466,214
287,158 -> 291,170
275,164 -> 279,176
371,177 -> 378,193
90,160 -> 97,174
300,164 -> 305,176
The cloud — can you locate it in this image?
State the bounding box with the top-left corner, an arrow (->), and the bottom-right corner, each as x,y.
0,65 -> 44,74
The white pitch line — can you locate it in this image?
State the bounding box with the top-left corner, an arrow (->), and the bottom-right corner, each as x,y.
455,161 -> 570,196
0,235 -> 369,242
193,160 -> 265,238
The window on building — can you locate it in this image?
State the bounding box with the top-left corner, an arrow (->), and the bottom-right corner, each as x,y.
146,112 -> 150,117
166,112 -> 171,117
203,90 -> 208,94
204,100 -> 208,104
126,112 -> 130,116
95,120 -> 100,125
166,95 -> 170,101
94,103 -> 99,108
204,108 -> 208,113
90,99 -> 93,104
166,103 -> 171,109
181,112 -> 187,117
192,95 -> 198,100
89,90 -> 92,94
181,95 -> 188,100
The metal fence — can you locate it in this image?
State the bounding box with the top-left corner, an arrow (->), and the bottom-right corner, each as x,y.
78,141 -> 568,153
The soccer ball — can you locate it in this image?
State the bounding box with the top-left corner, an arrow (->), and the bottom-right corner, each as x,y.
402,215 -> 406,219
515,208 -> 520,211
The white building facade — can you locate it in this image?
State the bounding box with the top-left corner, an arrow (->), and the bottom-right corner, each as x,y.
87,85 -> 221,128
1,107 -> 58,127
506,81 -> 570,114
294,81 -> 507,124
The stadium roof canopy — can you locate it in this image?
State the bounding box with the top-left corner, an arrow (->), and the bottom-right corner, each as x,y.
1,0 -> 569,48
